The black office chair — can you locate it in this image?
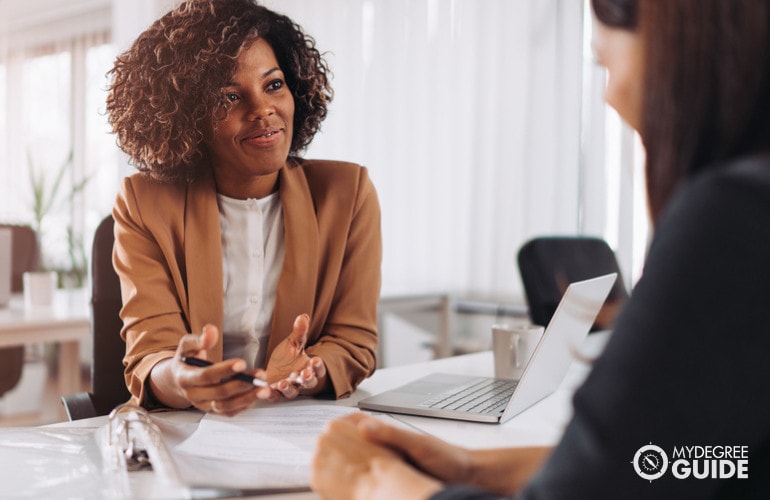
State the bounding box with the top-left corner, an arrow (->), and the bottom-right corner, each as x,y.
61,215 -> 131,420
517,236 -> 629,332
0,224 -> 40,398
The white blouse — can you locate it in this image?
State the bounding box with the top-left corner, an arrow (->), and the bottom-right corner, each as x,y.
217,191 -> 285,369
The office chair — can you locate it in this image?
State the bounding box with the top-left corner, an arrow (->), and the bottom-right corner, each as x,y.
517,236 -> 629,332
0,224 -> 41,292
0,224 -> 40,398
61,215 -> 131,420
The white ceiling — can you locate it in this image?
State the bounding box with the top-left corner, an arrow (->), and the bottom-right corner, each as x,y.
0,0 -> 110,33
0,0 -> 177,52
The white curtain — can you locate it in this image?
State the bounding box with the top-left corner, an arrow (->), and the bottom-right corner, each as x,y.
262,0 -> 587,299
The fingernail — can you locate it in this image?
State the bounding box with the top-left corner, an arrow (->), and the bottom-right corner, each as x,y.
233,360 -> 246,372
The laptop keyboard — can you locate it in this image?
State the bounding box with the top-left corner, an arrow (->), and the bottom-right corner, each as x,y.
419,378 -> 517,414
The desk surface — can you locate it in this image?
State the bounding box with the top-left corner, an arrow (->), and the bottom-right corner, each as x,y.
0,288 -> 89,345
41,331 -> 610,499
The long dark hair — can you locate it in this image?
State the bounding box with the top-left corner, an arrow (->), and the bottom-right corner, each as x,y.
592,0 -> 770,222
591,0 -> 637,29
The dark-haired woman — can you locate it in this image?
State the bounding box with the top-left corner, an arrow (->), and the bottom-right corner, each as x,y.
107,0 -> 381,415
311,0 -> 770,498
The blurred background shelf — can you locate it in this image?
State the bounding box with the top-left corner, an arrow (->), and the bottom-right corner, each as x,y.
378,293 -> 529,368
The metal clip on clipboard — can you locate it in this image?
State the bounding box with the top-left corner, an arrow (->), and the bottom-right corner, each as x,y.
101,404 -> 314,499
102,403 -> 191,499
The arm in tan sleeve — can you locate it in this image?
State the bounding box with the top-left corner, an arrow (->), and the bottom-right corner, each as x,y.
305,169 -> 382,398
112,176 -> 191,407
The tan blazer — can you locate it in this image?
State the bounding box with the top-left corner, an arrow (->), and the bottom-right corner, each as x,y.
112,159 -> 382,407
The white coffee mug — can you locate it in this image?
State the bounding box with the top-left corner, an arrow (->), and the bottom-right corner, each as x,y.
23,271 -> 57,310
492,324 -> 545,380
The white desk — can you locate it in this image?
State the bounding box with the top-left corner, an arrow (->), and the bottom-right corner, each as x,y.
0,289 -> 90,399
35,331 -> 610,499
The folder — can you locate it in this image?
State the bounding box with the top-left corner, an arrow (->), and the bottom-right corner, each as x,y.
0,403 -> 314,498
0,403 -> 188,498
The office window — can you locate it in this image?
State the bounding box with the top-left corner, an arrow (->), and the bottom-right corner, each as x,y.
23,51 -> 72,176
0,33 -> 117,282
83,43 -> 119,257
0,64 -> 5,195
22,50 -> 73,270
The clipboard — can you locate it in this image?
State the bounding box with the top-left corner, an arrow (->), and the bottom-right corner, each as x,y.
0,404 -> 190,499
100,404 -> 312,498
100,403 -> 310,500
0,403 -> 312,498
98,403 -> 190,498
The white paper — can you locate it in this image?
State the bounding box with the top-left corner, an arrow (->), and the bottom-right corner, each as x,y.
175,404 -> 358,466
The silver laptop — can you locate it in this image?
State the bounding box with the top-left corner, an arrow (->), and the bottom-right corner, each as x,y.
359,273 -> 617,423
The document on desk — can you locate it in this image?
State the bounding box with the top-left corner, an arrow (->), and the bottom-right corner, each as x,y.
176,404 -> 357,465
172,404 -> 414,489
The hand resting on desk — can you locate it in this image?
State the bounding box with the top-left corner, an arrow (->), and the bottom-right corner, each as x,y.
312,413 -> 551,500
148,314 -> 329,416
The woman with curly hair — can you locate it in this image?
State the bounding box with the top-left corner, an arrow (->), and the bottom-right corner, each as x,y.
107,0 -> 381,415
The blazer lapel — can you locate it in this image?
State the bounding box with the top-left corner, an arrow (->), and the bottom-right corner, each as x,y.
184,174 -> 225,360
268,163 -> 319,356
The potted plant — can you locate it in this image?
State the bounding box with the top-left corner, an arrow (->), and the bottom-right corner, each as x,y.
24,150 -> 92,378
26,150 -> 91,294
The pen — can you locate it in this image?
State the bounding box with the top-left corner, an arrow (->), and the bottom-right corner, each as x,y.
180,356 -> 270,387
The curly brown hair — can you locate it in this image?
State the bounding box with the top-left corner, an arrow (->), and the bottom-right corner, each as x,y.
106,0 -> 332,182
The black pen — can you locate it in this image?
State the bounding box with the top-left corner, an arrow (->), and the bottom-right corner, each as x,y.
180,356 -> 270,387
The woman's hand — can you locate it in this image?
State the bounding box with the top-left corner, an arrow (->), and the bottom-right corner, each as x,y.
312,414 -> 443,500
148,314 -> 330,411
148,324 -> 263,416
252,314 -> 329,401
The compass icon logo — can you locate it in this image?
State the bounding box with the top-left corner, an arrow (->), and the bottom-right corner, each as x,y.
633,444 -> 669,481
